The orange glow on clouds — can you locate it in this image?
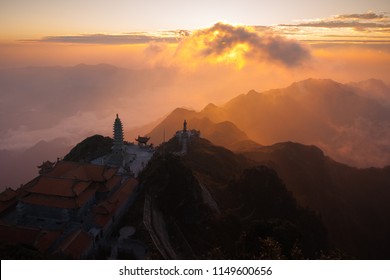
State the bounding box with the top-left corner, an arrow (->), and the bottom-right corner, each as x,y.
179,26 -> 250,68
174,23 -> 310,69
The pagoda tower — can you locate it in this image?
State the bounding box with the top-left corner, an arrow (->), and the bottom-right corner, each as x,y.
107,114 -> 125,166
112,114 -> 124,152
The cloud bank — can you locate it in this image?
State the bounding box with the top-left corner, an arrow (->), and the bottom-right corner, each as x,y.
283,11 -> 390,30
28,31 -> 187,44
176,23 -> 310,67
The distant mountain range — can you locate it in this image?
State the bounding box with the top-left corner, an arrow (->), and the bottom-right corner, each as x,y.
1,66 -> 389,190
145,78 -> 390,167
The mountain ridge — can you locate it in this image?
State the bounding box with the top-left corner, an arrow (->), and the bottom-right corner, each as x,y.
238,140 -> 390,259
149,77 -> 390,167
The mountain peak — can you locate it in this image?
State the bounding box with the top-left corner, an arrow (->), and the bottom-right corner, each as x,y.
349,78 -> 389,91
247,89 -> 259,95
202,103 -> 218,112
171,107 -> 196,114
292,78 -> 342,89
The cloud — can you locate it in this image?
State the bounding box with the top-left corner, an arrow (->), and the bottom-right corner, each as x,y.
274,11 -> 390,45
0,111 -> 110,150
335,12 -> 386,20
287,21 -> 390,29
176,22 -> 310,67
282,11 -> 390,30
26,31 -> 189,45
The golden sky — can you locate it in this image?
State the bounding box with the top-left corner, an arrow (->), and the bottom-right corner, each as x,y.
1,0 -> 389,37
1,1 -> 390,151
0,0 -> 389,70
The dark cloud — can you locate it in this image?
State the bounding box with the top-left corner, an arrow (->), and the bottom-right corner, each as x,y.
25,31 -> 189,45
285,21 -> 390,29
335,12 -> 386,20
281,12 -> 390,31
182,22 -> 310,67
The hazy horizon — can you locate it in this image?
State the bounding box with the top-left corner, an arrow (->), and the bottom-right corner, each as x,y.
1,1 -> 390,188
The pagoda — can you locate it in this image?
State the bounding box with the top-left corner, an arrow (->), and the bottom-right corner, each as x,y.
107,114 -> 125,166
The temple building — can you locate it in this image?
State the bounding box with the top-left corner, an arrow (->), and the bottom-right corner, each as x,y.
91,114 -> 155,176
106,114 -> 125,167
135,136 -> 150,147
175,120 -> 200,154
0,160 -> 139,259
0,114 -> 155,259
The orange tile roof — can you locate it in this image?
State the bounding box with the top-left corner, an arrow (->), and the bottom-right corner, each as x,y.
72,181 -> 92,196
0,188 -> 17,202
32,161 -> 104,185
47,161 -> 118,182
0,188 -> 18,215
21,183 -> 97,209
45,161 -> 78,177
20,162 -> 123,210
21,194 -> 79,209
21,176 -> 41,191
20,162 -> 119,209
0,223 -> 64,254
27,177 -> 91,197
34,230 -> 63,253
57,229 -> 93,259
98,175 -> 121,192
0,223 -> 41,246
93,178 -> 138,227
80,164 -> 105,181
103,168 -> 117,180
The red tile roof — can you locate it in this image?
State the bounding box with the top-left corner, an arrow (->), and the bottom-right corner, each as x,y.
57,229 -> 93,259
0,223 -> 72,255
20,194 -> 77,208
0,188 -> 17,202
21,184 -> 97,209
98,175 -> 121,192
93,178 -> 138,227
46,161 -> 117,182
27,177 -> 91,197
0,224 -> 41,246
0,223 -> 61,252
0,188 -> 18,215
45,161 -> 77,177
34,230 -> 63,253
103,168 -> 117,180
21,161 -> 119,208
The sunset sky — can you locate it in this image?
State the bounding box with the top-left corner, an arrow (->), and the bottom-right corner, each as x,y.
0,1 -> 389,71
0,0 -> 390,150
1,0 -> 389,37
1,0 -> 390,190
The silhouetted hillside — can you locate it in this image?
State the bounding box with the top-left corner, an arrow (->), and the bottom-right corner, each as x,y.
63,134 -> 112,162
139,137 -> 329,259
240,141 -> 390,259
